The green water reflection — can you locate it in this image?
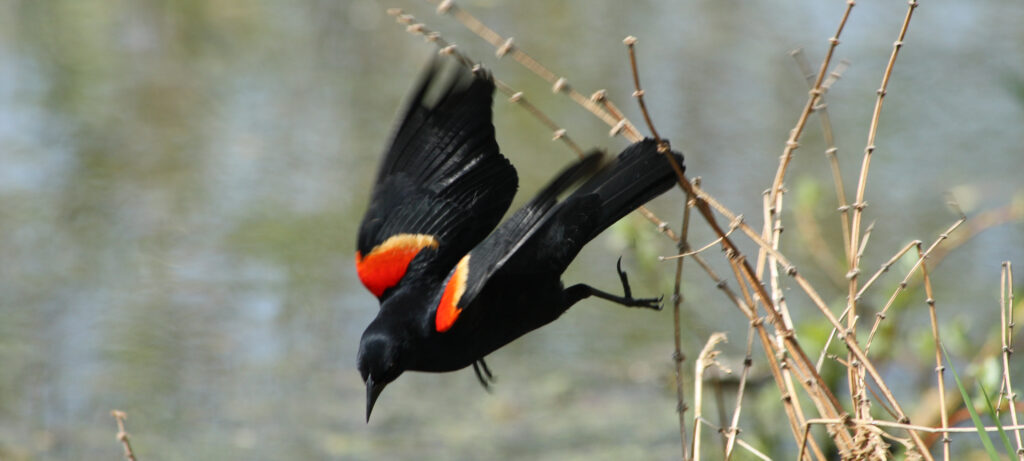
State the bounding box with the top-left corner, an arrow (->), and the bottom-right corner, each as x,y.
1,1 -> 1022,459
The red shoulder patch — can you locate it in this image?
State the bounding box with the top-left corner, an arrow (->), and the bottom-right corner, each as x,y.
355,234 -> 439,298
435,255 -> 470,332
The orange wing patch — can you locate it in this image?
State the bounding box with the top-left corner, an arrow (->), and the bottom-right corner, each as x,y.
355,234 -> 439,298
435,255 -> 470,332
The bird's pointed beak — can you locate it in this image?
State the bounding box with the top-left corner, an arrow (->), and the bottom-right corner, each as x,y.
366,376 -> 385,423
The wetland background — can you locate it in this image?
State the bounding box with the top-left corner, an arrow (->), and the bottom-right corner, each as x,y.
1,0 -> 1023,459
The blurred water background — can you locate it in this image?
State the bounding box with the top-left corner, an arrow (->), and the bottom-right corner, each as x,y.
1,1 -> 1022,459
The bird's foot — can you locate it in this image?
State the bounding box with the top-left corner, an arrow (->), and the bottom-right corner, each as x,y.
472,358 -> 496,392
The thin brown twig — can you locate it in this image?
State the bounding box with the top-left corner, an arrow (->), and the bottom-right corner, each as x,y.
865,216 -> 966,351
692,333 -> 730,461
918,243 -> 951,461
791,50 -> 853,258
430,0 -> 644,139
725,256 -> 827,461
723,325 -> 757,460
846,0 -> 919,379
623,36 -> 661,143
816,239 -> 919,371
695,417 -> 773,461
672,180 -> 697,460
807,417 -> 1024,434
998,261 -> 1024,459
387,9 -> 588,158
111,410 -> 138,461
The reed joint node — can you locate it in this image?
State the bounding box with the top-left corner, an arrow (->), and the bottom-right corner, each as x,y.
623,35 -> 637,46
397,14 -> 415,24
590,89 -> 607,102
673,351 -> 685,362
786,139 -> 800,149
609,119 -> 627,136
552,77 -> 569,93
716,280 -> 727,289
829,37 -> 840,46
439,45 -> 457,55
893,40 -> 904,48
876,88 -> 887,96
425,32 -> 440,42
508,92 -> 523,103
899,416 -> 911,424
926,298 -> 935,306
671,294 -> 681,304
496,38 -> 514,57
632,89 -> 644,98
552,129 -> 566,141
744,357 -> 753,366
406,23 -> 424,33
934,365 -> 945,373
845,268 -> 860,279
875,312 -> 886,320
437,0 -> 453,14
786,265 -> 798,276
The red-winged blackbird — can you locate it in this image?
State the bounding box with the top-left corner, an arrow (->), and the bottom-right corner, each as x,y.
355,57 -> 684,421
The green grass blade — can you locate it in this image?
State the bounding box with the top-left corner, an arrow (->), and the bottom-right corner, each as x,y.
942,343 -> 1001,461
977,379 -> 1015,457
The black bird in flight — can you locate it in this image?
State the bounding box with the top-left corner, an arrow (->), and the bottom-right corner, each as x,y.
355,57 -> 684,421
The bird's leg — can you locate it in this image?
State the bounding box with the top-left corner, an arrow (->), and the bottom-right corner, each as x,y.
472,359 -> 496,392
564,257 -> 663,310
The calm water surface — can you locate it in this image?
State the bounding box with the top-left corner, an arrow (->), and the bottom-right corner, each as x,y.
1,1 -> 1022,459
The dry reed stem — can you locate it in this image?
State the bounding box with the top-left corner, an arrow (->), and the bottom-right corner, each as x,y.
998,262 -> 1024,459
723,326 -> 756,460
400,2 -> 948,458
692,333 -> 730,461
766,0 -> 854,209
660,227 -> 737,261
816,239 -> 919,371
111,410 -> 138,461
808,417 -> 1024,435
430,0 -> 644,139
843,0 -> 919,429
672,182 -> 697,460
624,36 -> 662,143
847,0 -> 918,363
695,417 -> 773,461
761,4 -> 855,380
917,243 -> 951,461
791,49 -> 854,267
865,216 -> 965,351
726,257 -> 827,461
387,9 -> 588,158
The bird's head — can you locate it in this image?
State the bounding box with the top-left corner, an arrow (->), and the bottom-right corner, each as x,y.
357,318 -> 408,422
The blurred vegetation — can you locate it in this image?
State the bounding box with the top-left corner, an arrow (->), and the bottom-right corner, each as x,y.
0,0 -> 1022,459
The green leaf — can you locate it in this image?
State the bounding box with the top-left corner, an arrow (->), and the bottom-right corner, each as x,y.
976,379 -> 1016,457
942,343 -> 1001,461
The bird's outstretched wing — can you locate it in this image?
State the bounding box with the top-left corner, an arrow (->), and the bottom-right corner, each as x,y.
432,139 -> 683,333
356,58 -> 517,301
431,151 -> 606,332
